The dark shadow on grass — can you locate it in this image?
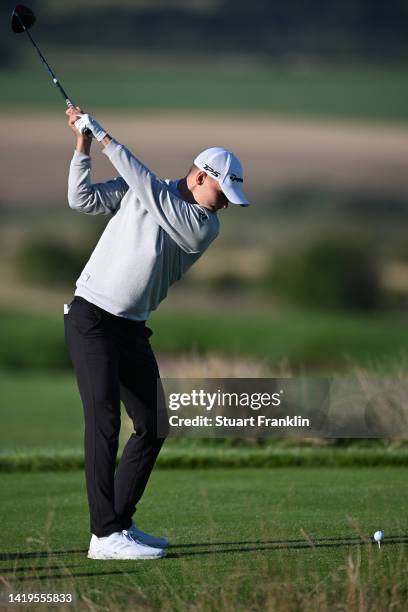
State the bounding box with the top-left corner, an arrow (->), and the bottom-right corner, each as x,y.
3,535 -> 408,581
2,534 -> 406,561
0,550 -> 87,561
169,535 -> 408,549
166,536 -> 408,557
1,565 -> 74,574
0,535 -> 403,561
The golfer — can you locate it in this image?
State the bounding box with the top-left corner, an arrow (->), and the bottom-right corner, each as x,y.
64,107 -> 249,560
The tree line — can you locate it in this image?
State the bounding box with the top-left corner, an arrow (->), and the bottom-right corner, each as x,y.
2,0 -> 408,66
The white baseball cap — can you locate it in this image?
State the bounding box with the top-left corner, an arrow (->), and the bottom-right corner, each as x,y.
194,147 -> 249,207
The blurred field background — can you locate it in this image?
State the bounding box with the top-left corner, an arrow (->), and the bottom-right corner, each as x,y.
2,3 -> 408,383
1,1 -> 408,608
1,0 -> 408,476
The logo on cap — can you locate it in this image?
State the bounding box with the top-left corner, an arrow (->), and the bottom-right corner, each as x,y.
203,163 -> 221,178
229,174 -> 243,183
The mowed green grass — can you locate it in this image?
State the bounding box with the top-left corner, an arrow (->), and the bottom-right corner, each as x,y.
0,369 -> 132,452
1,63 -> 408,123
1,468 -> 407,609
2,308 -> 408,374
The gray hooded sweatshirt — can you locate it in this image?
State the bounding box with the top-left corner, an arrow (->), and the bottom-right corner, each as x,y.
67,138 -> 220,320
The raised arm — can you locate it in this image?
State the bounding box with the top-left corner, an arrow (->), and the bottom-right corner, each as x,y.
67,109 -> 128,216
101,138 -> 217,253
68,145 -> 128,216
70,111 -> 219,252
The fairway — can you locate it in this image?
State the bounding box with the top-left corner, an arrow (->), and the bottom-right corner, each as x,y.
1,468 -> 407,609
2,309 -> 408,377
1,64 -> 408,123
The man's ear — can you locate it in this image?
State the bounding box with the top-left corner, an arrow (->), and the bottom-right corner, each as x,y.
195,170 -> 207,186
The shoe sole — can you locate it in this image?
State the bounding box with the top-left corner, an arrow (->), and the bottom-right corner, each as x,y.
87,550 -> 166,560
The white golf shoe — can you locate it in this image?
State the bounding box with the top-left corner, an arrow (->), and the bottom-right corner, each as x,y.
123,520 -> 170,548
87,531 -> 166,560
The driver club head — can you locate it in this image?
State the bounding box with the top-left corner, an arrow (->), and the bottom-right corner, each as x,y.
11,4 -> 36,33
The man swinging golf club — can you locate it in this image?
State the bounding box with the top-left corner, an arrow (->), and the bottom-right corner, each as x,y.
64,106 -> 249,560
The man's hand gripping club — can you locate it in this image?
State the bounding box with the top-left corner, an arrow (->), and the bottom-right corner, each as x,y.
66,106 -> 111,144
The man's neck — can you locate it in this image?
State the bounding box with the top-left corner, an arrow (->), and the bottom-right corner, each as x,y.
177,177 -> 197,204
176,177 -> 217,212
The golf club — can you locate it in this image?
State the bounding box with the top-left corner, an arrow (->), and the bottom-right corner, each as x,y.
11,4 -> 92,135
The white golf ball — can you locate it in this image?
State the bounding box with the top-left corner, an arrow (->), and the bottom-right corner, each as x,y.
373,530 -> 384,542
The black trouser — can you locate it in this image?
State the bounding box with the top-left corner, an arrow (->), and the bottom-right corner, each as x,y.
64,296 -> 169,537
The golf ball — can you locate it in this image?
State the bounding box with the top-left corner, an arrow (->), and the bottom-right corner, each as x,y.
373,530 -> 384,542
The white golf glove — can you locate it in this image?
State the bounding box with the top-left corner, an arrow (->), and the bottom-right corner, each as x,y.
74,113 -> 107,141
